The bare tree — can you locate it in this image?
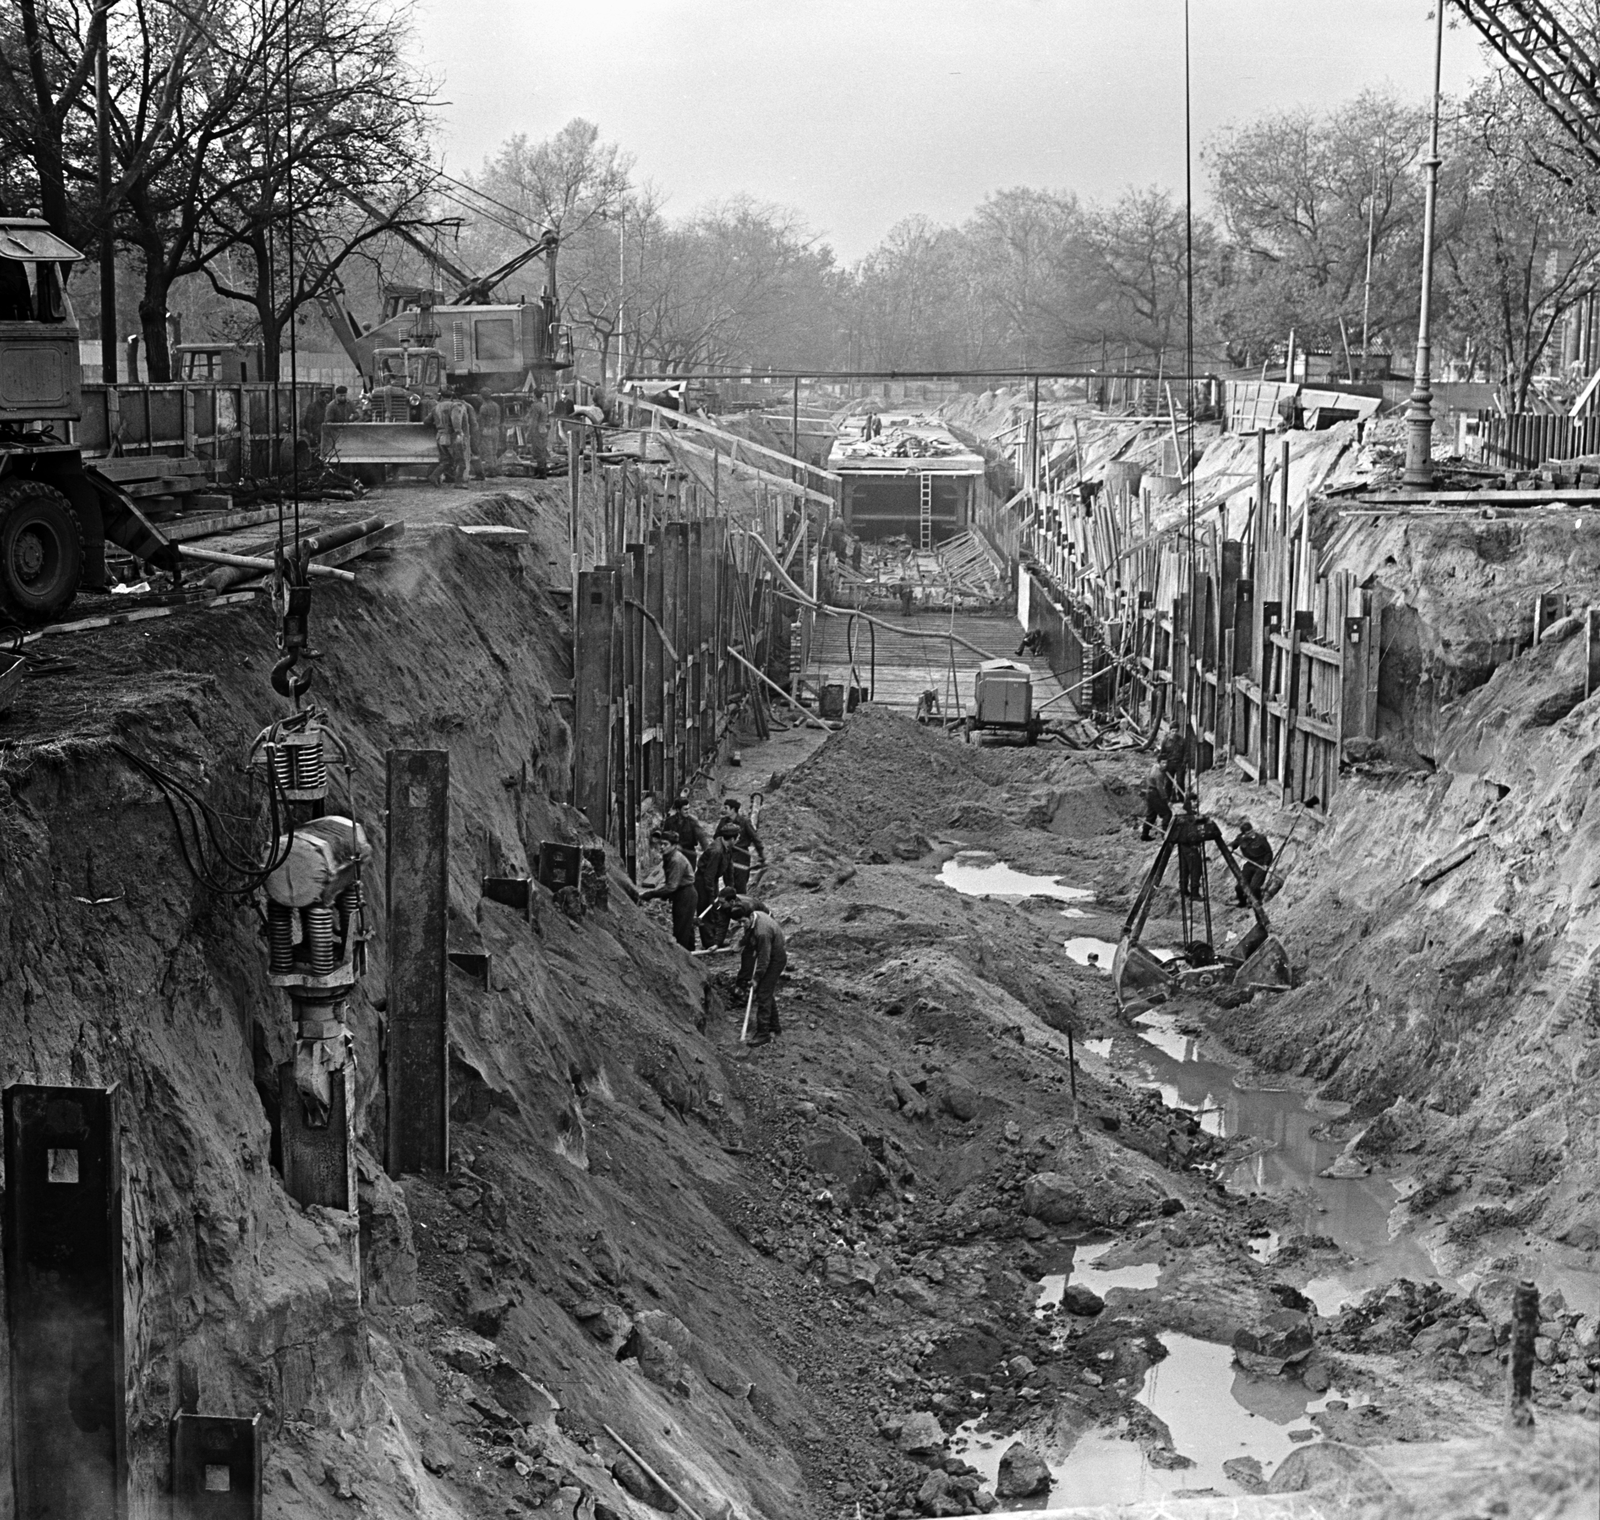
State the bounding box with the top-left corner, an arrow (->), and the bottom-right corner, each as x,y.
471,119 -> 632,303
1086,187 -> 1209,367
1438,73 -> 1600,409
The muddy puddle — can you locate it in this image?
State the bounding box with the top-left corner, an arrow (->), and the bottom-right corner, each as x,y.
1102,1007 -> 1447,1311
953,1335 -> 1370,1508
1034,1241 -> 1162,1311
1063,936 -> 1119,969
938,852 -> 1093,904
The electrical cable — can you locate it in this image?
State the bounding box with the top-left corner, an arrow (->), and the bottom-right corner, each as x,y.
112,741 -> 295,899
284,0 -> 301,549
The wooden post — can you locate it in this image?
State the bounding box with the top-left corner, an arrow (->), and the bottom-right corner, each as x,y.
1279,438 -> 1291,535
568,424 -> 581,600
1507,1279 -> 1539,1428
575,569 -> 619,835
1587,607 -> 1600,700
1030,373 -> 1041,495
643,535 -> 665,800
791,377 -> 801,483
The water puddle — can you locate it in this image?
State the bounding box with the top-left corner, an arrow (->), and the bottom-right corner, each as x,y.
1248,1230 -> 1281,1265
952,1334 -> 1370,1507
1099,1015 -> 1447,1291
1035,1241 -> 1162,1317
1064,936 -> 1118,969
939,853 -> 1092,903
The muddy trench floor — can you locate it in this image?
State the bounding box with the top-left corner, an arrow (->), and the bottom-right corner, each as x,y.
637,701 -> 1599,1515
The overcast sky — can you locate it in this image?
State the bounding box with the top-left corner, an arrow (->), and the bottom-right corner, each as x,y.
410,1 -> 1490,263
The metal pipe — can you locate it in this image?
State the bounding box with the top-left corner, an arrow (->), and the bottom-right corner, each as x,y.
1405,2 -> 1446,489
181,546 -> 356,581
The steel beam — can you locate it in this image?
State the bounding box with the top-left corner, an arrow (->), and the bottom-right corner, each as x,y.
385,749 -> 450,1176
278,1062 -> 355,1210
4,1083 -> 127,1520
171,1413 -> 262,1518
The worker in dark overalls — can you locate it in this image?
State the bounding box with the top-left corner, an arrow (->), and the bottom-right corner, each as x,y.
730,901 -> 787,1045
1231,818 -> 1274,906
662,793 -> 709,863
714,798 -> 764,891
641,834 -> 698,952
694,835 -> 729,947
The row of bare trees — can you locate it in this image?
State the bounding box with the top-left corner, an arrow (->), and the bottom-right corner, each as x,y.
4,4 -> 1598,407
841,80 -> 1600,408
0,0 -> 439,380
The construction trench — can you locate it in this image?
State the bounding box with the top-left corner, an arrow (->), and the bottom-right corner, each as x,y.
0,391 -> 1598,1520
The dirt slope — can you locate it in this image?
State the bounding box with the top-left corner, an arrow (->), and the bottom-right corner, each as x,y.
1211,615 -> 1600,1293
0,481 -> 1586,1519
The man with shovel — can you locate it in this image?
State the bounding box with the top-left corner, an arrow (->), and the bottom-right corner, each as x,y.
729,900 -> 786,1045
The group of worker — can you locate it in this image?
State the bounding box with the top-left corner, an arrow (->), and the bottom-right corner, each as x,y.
299,382 -> 554,482
1141,736 -> 1274,907
427,388 -> 552,484
299,384 -> 362,438
640,794 -> 787,1044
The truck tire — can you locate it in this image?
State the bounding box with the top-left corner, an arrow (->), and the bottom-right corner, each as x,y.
0,479 -> 84,622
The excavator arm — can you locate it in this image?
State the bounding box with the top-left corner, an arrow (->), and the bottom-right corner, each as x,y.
451,232 -> 558,304
1451,1 -> 1600,171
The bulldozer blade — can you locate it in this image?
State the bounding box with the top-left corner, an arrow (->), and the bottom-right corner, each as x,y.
319,421 -> 439,466
1235,934 -> 1292,992
1112,936 -> 1172,1016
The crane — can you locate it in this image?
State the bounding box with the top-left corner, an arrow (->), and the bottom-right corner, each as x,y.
1451,1 -> 1600,169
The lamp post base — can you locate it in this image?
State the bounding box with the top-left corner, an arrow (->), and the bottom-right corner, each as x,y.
1404,386 -> 1435,489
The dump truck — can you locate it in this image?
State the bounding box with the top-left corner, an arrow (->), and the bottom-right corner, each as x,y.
0,217 -> 179,621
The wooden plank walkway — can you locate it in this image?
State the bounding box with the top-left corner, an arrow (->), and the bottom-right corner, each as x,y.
805,610 -> 1071,716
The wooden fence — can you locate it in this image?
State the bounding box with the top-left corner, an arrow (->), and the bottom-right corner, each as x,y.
74,381 -> 301,478
1017,432 -> 1379,811
1474,411 -> 1600,470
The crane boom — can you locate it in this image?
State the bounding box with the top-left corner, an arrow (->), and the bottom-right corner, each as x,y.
1451,1 -> 1600,169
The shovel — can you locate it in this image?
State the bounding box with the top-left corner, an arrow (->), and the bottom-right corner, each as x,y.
739,985 -> 756,1043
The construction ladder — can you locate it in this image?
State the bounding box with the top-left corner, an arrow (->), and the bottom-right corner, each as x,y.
918,473 -> 933,551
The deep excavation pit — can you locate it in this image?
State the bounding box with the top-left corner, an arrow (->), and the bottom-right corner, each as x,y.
0,481 -> 1597,1520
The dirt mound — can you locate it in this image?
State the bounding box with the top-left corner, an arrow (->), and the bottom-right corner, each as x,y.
777,708 -> 1135,862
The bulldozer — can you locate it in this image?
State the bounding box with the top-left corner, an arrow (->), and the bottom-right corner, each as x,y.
0,218 -> 179,622
314,231 -> 573,474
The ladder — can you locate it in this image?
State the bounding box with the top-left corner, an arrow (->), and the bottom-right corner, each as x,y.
918,473 -> 933,551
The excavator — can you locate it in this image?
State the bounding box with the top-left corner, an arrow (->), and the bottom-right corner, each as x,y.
314,226 -> 573,473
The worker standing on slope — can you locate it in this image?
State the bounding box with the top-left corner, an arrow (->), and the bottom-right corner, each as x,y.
730,901 -> 786,1045
642,834 -> 698,952
662,793 -> 709,863
694,835 -> 729,946
1140,757 -> 1175,842
715,797 -> 764,891
1231,818 -> 1274,906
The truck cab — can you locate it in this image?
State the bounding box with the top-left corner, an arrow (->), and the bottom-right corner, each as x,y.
366,345 -> 443,421
0,217 -> 177,620
0,218 -> 83,423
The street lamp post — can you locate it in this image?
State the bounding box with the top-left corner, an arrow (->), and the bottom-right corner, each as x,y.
1405,2 -> 1446,489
